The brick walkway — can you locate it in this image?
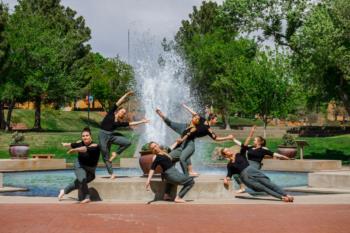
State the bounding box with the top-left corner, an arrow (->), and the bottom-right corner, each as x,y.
1,204 -> 349,233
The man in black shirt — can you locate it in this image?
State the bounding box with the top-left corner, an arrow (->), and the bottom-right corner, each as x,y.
58,127 -> 100,204
99,91 -> 149,179
145,142 -> 194,203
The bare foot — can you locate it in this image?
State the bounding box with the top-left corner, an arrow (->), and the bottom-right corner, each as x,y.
163,193 -> 172,201
223,183 -> 229,190
109,152 -> 118,162
286,195 -> 294,202
282,196 -> 292,202
155,109 -> 165,119
110,174 -> 117,180
174,196 -> 186,203
235,188 -> 246,194
189,172 -> 199,177
58,189 -> 65,201
80,198 -> 91,204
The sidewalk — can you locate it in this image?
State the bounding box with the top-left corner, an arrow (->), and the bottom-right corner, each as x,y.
0,202 -> 349,233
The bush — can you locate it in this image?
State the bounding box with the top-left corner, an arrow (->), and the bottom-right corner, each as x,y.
287,126 -> 350,137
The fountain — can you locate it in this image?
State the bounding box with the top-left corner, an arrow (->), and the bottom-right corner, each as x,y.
119,31 -> 198,170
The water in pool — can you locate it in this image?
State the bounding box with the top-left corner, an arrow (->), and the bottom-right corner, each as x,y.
1,167 -> 307,197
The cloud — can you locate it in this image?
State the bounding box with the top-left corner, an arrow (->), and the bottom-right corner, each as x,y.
2,0 -> 224,60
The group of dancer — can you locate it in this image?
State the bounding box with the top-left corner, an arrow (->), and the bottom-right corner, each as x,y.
58,91 -> 294,204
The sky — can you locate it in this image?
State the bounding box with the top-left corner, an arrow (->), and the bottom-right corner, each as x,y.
2,0 -> 224,61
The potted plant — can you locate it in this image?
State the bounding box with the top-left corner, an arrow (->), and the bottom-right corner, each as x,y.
9,131 -> 29,159
139,142 -> 164,175
277,133 -> 297,159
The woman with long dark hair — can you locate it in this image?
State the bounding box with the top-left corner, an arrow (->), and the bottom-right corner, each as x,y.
58,127 -> 100,204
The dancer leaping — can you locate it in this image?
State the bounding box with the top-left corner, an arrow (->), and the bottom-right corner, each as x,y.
99,91 -> 149,179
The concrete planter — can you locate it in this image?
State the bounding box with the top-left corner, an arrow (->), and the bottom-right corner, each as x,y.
276,146 -> 297,159
139,151 -> 163,175
9,144 -> 30,159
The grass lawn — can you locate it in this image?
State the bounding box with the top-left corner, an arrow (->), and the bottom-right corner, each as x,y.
1,110 -> 349,165
0,130 -> 138,163
9,109 -> 104,131
216,116 -> 264,127
201,134 -> 350,165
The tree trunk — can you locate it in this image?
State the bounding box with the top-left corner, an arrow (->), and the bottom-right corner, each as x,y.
339,90 -> 350,117
338,76 -> 350,117
73,98 -> 77,111
33,97 -> 42,130
5,100 -> 15,131
221,109 -> 231,130
263,120 -> 267,139
0,101 -> 6,130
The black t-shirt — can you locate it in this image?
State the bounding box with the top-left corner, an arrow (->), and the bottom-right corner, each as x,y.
226,153 -> 249,177
71,141 -> 100,167
241,145 -> 274,164
150,154 -> 173,172
182,116 -> 217,141
100,104 -> 130,131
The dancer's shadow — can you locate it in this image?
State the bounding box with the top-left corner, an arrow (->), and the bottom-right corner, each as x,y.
146,199 -> 194,204
235,195 -> 281,202
100,175 -> 130,179
146,182 -> 194,204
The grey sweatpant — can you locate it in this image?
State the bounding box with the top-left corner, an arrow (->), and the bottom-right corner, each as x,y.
234,160 -> 262,185
164,117 -> 195,175
164,167 -> 195,198
64,159 -> 96,201
240,166 -> 287,199
99,129 -> 131,175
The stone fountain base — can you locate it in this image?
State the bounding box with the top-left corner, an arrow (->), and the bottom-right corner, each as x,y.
0,159 -> 66,172
120,158 -> 139,168
261,159 -> 341,172
67,175 -> 234,201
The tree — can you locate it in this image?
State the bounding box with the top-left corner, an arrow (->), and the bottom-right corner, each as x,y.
0,3 -> 11,130
187,29 -> 257,129
88,53 -> 134,110
6,0 -> 91,130
290,0 -> 350,115
175,1 -> 256,129
233,52 -> 296,137
222,0 -> 311,50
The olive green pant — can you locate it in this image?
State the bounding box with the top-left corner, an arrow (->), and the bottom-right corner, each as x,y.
234,160 -> 262,186
164,167 -> 195,198
64,159 -> 96,201
99,129 -> 131,175
240,166 -> 287,199
164,117 -> 195,175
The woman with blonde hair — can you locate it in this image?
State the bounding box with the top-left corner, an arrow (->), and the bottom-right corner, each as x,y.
146,141 -> 195,203
221,130 -> 294,202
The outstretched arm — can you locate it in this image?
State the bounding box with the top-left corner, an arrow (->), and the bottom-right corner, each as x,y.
273,152 -> 290,160
145,169 -> 155,191
61,143 -> 72,148
67,146 -> 87,154
146,155 -> 156,190
232,136 -> 242,146
129,118 -> 150,126
182,103 -> 197,116
214,135 -> 234,141
116,91 -> 134,106
244,125 -> 256,146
